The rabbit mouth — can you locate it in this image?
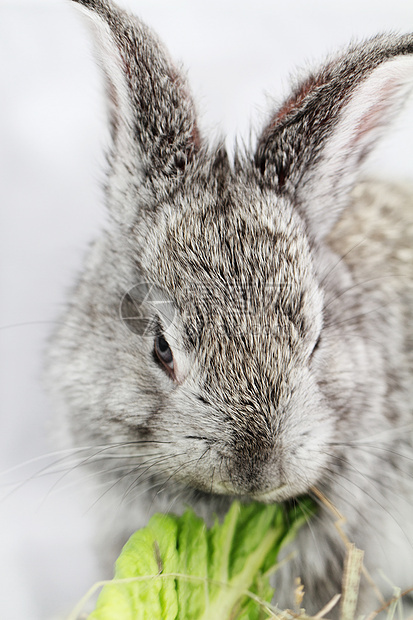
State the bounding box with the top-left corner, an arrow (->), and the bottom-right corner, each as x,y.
251,484 -> 289,502
215,478 -> 291,503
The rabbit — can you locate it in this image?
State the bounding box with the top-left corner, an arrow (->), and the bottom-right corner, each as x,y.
46,0 -> 413,615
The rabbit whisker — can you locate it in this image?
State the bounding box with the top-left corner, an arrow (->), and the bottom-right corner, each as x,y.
84,452 -> 184,514
321,459 -> 413,548
119,453 -> 189,504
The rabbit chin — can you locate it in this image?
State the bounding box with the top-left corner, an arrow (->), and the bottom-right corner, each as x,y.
202,476 -> 310,503
251,485 -> 294,503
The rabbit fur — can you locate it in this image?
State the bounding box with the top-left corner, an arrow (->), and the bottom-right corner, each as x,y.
47,0 -> 413,614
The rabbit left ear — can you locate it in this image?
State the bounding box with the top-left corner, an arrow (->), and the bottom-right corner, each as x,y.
73,0 -> 200,193
255,35 -> 413,239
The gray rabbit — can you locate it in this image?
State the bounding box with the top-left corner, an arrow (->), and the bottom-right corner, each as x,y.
47,0 -> 413,615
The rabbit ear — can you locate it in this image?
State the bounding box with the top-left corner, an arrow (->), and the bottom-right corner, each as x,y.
255,35 -> 413,239
73,0 -> 200,192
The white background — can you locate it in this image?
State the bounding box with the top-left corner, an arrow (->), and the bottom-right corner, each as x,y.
1,1 -> 413,618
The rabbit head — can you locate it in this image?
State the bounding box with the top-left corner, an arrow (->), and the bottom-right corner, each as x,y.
49,0 -> 413,519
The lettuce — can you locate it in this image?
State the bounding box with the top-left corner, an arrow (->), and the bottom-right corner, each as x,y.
88,500 -> 313,620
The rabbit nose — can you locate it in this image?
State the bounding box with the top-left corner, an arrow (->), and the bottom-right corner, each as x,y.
224,463 -> 284,497
227,439 -> 284,495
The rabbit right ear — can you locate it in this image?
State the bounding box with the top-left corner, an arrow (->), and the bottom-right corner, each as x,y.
255,34 -> 413,239
72,0 -> 200,214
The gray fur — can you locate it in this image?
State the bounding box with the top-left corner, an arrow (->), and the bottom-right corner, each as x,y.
47,0 -> 413,614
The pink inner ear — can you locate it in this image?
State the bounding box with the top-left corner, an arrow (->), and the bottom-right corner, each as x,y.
169,65 -> 201,151
350,79 -> 396,149
190,124 -> 201,150
271,73 -> 327,127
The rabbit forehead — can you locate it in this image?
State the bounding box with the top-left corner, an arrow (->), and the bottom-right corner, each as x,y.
160,185 -> 318,304
141,184 -> 323,375
147,181 -> 312,277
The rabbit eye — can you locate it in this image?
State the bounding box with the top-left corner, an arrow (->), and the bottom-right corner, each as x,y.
154,334 -> 175,376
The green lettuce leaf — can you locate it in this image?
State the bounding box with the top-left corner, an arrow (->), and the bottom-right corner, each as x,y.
88,499 -> 314,620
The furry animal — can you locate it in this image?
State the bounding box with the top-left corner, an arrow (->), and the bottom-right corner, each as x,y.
47,0 -> 413,614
